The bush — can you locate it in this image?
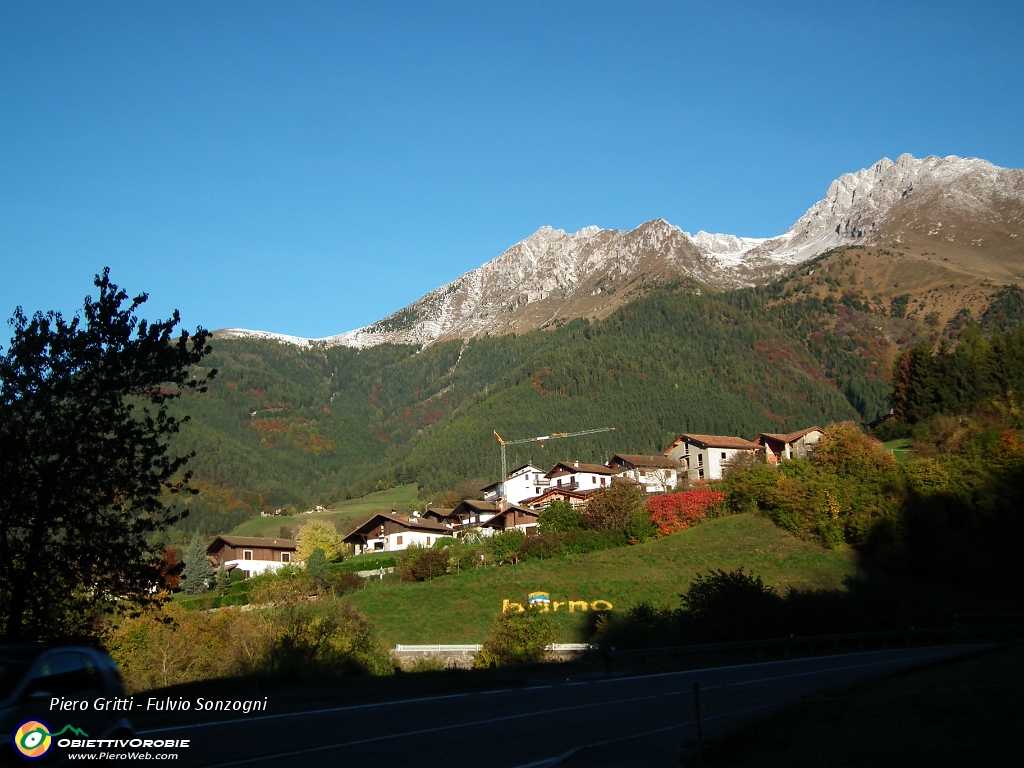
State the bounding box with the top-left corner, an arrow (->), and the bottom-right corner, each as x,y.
583,484 -> 644,532
106,598 -> 393,692
518,530 -> 621,561
681,568 -> 784,642
485,529 -> 526,564
624,510 -> 658,543
399,545 -> 449,582
444,543 -> 485,574
646,489 -> 727,537
335,553 -> 398,573
474,610 -> 555,668
537,500 -> 584,532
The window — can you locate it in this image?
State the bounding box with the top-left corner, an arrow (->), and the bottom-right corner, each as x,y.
243,550 -> 253,561
592,476 -> 597,483
535,487 -> 540,493
242,570 -> 251,579
396,535 -> 403,546
426,537 -> 431,546
280,552 -> 290,563
698,469 -> 705,480
27,653 -> 101,698
600,477 -> 607,486
697,455 -> 703,467
721,452 -> 727,460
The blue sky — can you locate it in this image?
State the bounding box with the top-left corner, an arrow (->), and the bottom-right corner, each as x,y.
2,1 -> 1022,338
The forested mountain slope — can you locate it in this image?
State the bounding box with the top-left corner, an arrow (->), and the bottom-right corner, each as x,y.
167,246 -> 1024,538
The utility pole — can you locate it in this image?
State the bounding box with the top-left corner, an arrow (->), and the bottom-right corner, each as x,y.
492,427 -> 615,509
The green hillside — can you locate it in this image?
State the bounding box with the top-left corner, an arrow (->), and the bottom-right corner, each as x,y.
343,514 -> 858,644
163,250 -> 1024,538
228,484 -> 419,539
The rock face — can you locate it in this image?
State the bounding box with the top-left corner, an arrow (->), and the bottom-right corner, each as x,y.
218,154 -> 1024,348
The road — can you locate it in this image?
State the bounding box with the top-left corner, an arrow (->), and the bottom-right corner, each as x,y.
135,645 -> 990,768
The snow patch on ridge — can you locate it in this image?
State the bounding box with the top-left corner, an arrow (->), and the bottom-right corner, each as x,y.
217,154 -> 1017,350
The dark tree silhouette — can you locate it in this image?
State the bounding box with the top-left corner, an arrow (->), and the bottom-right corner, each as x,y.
0,269 -> 214,637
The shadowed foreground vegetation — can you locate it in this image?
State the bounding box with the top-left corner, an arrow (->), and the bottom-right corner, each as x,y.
689,644 -> 1024,768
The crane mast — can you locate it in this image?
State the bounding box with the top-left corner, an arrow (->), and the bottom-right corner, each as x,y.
492,427 -> 615,509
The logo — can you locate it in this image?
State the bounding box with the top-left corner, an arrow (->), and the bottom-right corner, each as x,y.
13,720 -> 52,760
527,591 -> 551,606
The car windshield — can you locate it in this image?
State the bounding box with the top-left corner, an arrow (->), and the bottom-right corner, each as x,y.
0,661 -> 30,701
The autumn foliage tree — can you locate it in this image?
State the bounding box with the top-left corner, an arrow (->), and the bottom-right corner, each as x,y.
582,483 -> 645,532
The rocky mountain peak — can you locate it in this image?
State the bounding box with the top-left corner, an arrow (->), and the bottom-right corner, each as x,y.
216,154 -> 1024,349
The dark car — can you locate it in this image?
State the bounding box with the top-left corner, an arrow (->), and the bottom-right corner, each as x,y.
1,641 -> 134,762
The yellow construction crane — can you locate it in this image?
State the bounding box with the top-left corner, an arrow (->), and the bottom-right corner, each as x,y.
492,427 -> 616,508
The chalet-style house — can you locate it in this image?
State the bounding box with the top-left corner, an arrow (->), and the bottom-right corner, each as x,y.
480,464 -> 548,506
420,507 -> 455,526
449,499 -> 502,527
520,486 -> 594,510
342,512 -> 451,555
480,506 -> 541,535
755,427 -> 823,464
663,433 -> 763,482
206,535 -> 297,579
606,454 -> 679,493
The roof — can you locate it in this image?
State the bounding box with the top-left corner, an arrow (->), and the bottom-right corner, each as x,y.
481,464 -> 546,492
481,507 -> 540,528
508,463 -> 544,477
519,487 -> 599,506
610,454 -> 679,469
207,536 -> 297,553
755,427 -> 824,444
666,434 -> 762,451
546,461 -> 620,477
453,499 -> 501,512
341,512 -> 451,542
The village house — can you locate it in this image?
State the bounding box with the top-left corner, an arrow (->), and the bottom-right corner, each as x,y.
519,486 -> 594,510
480,506 -> 541,535
342,512 -> 451,555
545,461 -> 620,492
663,433 -> 763,482
420,507 -> 456,526
754,427 -> 824,464
480,464 -> 548,506
606,454 -> 680,493
206,535 -> 297,579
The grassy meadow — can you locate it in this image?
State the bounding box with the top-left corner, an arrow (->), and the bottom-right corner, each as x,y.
343,514 -> 859,645
228,483 -> 419,539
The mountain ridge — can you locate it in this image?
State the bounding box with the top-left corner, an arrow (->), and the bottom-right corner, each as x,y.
217,153 -> 1024,349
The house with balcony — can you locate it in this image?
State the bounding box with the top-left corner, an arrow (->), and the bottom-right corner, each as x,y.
342,512 -> 452,555
544,461 -> 620,493
519,486 -> 594,510
480,464 -> 549,506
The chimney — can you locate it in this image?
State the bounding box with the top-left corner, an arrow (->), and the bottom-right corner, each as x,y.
573,461 -> 579,469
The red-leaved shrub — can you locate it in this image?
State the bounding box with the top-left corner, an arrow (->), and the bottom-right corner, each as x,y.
646,489 -> 727,537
